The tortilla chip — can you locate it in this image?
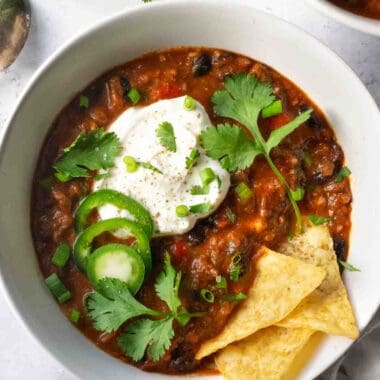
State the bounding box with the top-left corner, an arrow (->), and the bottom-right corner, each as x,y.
195,249 -> 325,359
276,225 -> 359,339
215,326 -> 314,380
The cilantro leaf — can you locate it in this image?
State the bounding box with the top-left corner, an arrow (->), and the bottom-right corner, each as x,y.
86,278 -> 161,333
118,317 -> 175,362
266,110 -> 313,152
155,253 -> 182,314
53,129 -> 121,181
203,73 -> 312,231
185,149 -> 200,169
201,123 -> 262,171
156,121 -> 176,152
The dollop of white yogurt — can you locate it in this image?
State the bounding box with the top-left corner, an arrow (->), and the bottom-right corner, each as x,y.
94,96 -> 230,236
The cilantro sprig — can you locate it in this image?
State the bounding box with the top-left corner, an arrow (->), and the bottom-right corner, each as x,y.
201,74 -> 312,230
156,121 -> 176,152
53,129 -> 121,181
87,254 -> 205,362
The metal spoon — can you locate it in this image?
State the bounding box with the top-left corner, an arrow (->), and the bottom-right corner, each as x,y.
0,0 -> 31,70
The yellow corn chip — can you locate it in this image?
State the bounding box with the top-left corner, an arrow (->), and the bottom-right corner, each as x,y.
276,225 -> 359,339
195,250 -> 325,359
215,326 -> 314,380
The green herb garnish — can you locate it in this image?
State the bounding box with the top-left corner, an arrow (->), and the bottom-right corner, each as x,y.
201,74 -> 312,230
226,207 -> 237,224
291,187 -> 305,202
139,161 -> 163,174
51,243 -> 71,268
79,95 -> 89,109
189,202 -> 212,213
200,289 -> 215,303
176,205 -> 190,217
262,99 -> 283,118
222,292 -> 247,302
184,96 -> 196,111
216,275 -> 227,289
308,214 -> 330,225
128,88 -> 141,104
229,254 -> 242,282
156,121 -> 176,152
335,166 -> 351,183
53,129 -> 121,181
185,148 -> 200,169
70,309 -> 81,323
339,260 -> 360,272
235,182 -> 252,201
190,185 -> 209,195
117,254 -> 205,361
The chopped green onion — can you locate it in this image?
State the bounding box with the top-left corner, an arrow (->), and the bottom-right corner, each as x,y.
123,156 -> 138,173
262,99 -> 283,118
230,255 -> 242,282
176,205 -> 190,217
339,260 -> 360,272
45,273 -> 71,304
51,243 -> 71,268
216,275 -> 227,289
308,214 -> 330,225
185,149 -> 200,170
200,289 -> 215,303
335,166 -> 351,183
235,182 -> 252,202
200,167 -> 216,186
139,161 -> 163,174
184,96 -> 196,111
301,150 -> 312,167
189,202 -> 212,213
226,207 -> 237,224
128,88 -> 141,104
176,311 -> 207,326
291,187 -> 305,202
190,185 -> 209,195
55,171 -> 71,182
222,292 -> 247,302
70,309 -> 81,323
79,95 -> 89,109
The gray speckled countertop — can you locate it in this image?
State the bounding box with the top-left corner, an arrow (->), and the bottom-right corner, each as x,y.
0,1 -> 379,379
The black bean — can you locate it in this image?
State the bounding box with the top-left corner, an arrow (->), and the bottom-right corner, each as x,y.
187,223 -> 206,246
298,105 -> 324,129
119,76 -> 131,100
170,343 -> 197,372
192,54 -> 212,77
333,237 -> 346,261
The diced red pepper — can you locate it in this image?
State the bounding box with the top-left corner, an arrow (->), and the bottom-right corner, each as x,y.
157,83 -> 183,100
265,113 -> 291,131
173,239 -> 187,259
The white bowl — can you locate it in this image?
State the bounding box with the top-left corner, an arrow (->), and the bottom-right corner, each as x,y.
307,0 -> 380,37
0,1 -> 379,379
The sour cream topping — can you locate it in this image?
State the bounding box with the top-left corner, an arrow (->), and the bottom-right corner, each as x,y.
94,96 -> 230,236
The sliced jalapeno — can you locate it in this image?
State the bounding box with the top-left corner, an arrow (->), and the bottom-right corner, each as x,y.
73,217 -> 151,274
86,244 -> 145,294
74,189 -> 153,238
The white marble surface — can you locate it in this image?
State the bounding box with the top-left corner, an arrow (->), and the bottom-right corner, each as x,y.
0,0 -> 379,379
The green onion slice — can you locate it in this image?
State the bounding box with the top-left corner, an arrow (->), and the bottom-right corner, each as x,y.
70,309 -> 81,323
189,202 -> 212,214
200,167 -> 216,186
262,99 -> 283,118
216,275 -> 227,289
123,156 -> 138,173
176,205 -> 190,217
79,95 -> 89,109
308,214 -> 330,226
335,166 -> 351,183
200,289 -> 215,303
45,273 -> 71,304
291,187 -> 305,202
128,88 -> 141,105
184,96 -> 196,111
51,243 -> 71,268
235,182 -> 252,201
222,292 -> 247,302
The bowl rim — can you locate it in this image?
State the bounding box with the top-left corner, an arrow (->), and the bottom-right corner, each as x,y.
306,0 -> 380,37
0,0 -> 379,379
